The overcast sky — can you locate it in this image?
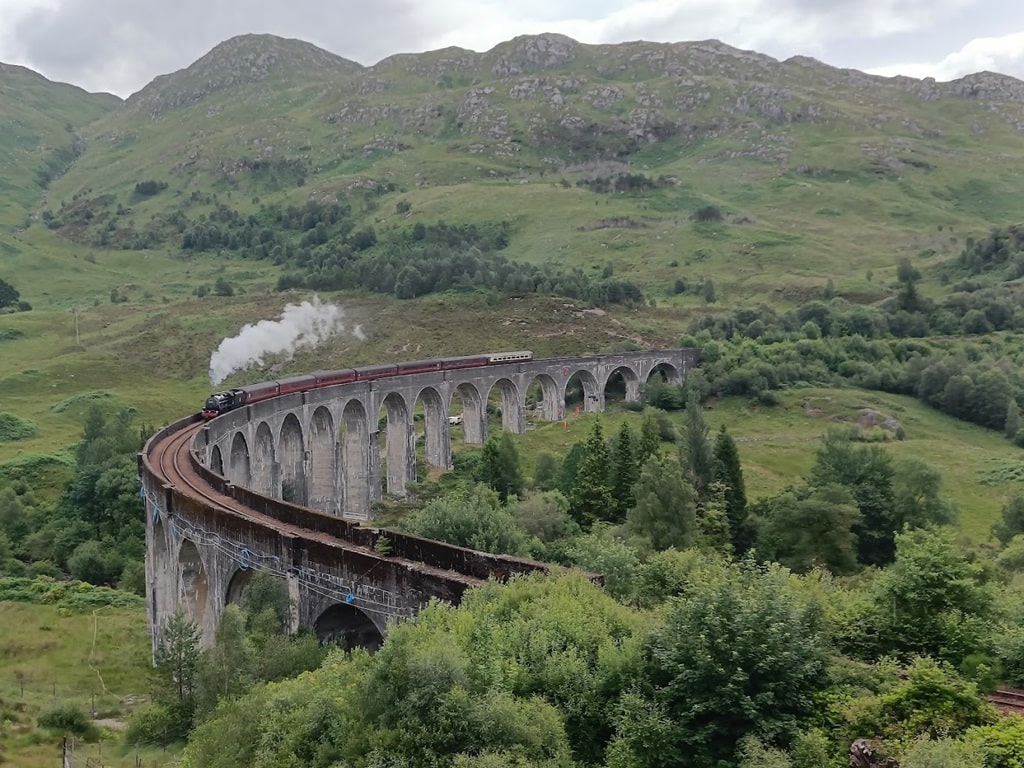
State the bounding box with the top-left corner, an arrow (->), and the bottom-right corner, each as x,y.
1,0 -> 1023,97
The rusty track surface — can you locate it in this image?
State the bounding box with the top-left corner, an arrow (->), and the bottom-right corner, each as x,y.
991,688 -> 1024,714
146,420 -> 483,587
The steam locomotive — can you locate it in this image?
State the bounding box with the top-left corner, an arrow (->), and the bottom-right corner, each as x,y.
201,351 -> 535,419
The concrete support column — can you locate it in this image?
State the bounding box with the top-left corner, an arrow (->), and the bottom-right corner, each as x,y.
624,379 -> 641,402
383,418 -> 414,497
424,410 -> 451,469
506,401 -> 527,434
287,570 -> 301,634
464,405 -> 486,445
541,388 -> 563,421
367,429 -> 382,510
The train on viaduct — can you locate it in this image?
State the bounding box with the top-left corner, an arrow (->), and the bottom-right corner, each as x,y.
139,348 -> 699,653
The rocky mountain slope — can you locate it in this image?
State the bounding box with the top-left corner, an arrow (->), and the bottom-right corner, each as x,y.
6,33 -> 1024,307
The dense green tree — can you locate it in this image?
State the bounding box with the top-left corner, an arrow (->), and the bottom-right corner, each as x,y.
477,431 -> 525,503
850,657 -> 994,745
532,452 -> 560,491
0,277 -> 20,309
993,495 -> 1024,546
67,539 -> 122,585
854,527 -> 997,664
153,610 -> 200,737
755,485 -> 861,575
609,422 -> 640,522
679,391 -> 714,502
239,571 -> 293,638
619,561 -> 829,766
194,605 -> 256,720
402,485 -> 531,556
713,424 -> 749,554
636,410 -> 661,466
809,429 -> 896,566
569,420 -> 614,529
510,491 -> 575,545
892,456 -> 957,530
557,442 -> 585,497
625,454 -> 698,552
1006,398 -> 1022,439
565,526 -> 641,603
0,486 -> 30,545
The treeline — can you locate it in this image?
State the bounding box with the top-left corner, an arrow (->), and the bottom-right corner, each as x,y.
576,172 -> 674,194
685,263 -> 1024,434
957,223 -> 1024,279
177,198 -> 646,305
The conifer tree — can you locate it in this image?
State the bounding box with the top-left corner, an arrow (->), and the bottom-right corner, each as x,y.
713,425 -> 749,554
626,454 -> 697,551
637,410 -> 661,466
569,420 -> 614,529
680,391 -> 714,502
609,422 -> 640,521
1006,397 -> 1021,439
478,431 -> 525,503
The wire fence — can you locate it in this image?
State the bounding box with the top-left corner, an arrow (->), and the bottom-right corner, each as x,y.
62,735 -> 178,768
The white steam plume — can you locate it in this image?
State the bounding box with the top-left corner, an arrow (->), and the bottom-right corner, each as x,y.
208,297 -> 364,386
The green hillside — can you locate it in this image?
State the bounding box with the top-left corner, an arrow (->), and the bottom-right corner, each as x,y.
18,33 -> 1024,309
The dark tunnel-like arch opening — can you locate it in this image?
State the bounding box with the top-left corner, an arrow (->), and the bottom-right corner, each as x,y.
314,603 -> 384,652
225,568 -> 253,606
605,365 -> 640,404
209,445 -> 224,475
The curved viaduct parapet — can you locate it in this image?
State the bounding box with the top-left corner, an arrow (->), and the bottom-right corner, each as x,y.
141,349 -> 698,651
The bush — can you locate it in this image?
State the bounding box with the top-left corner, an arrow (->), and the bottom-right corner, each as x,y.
692,205 -> 723,222
125,702 -> 191,746
38,703 -> 97,739
68,540 -> 121,586
0,412 -> 38,442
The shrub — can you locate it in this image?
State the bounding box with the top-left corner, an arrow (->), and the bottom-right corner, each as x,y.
692,205 -> 723,222
0,412 -> 37,442
38,703 -> 96,739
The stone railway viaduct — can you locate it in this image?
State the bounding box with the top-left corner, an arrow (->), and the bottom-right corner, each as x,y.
141,349 -> 699,652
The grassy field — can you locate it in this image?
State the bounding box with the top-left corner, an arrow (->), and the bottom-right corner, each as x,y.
0,597 -> 180,768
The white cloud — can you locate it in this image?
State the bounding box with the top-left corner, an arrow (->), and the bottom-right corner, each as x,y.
867,30 -> 1024,81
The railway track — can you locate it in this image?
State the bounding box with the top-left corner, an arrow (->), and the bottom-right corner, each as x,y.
991,688 -> 1024,714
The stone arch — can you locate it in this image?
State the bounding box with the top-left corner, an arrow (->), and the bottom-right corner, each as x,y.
279,413 -> 306,505
564,369 -> 602,413
251,422 -> 275,496
486,378 -> 525,433
647,362 -> 680,385
342,399 -> 370,520
605,365 -> 641,403
379,391 -> 413,497
308,406 -> 337,514
415,386 -> 450,470
314,603 -> 384,652
450,382 -> 485,445
228,432 -> 250,487
209,445 -> 224,475
177,539 -> 208,627
525,373 -> 562,421
225,568 -> 253,606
